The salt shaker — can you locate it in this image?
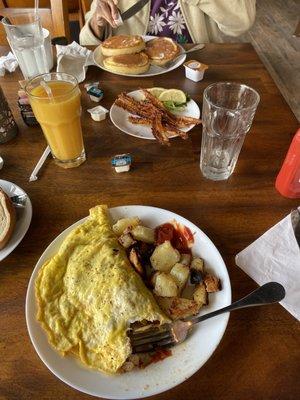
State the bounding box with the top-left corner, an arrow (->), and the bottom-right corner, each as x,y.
275,128 -> 300,198
0,85 -> 18,143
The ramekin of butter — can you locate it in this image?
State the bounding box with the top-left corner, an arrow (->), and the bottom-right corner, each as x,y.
184,60 -> 208,82
111,153 -> 132,173
87,105 -> 109,121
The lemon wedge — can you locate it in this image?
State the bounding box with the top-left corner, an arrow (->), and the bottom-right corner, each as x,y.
147,87 -> 166,98
158,89 -> 186,104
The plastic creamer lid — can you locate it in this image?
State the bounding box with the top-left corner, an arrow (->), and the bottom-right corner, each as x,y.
184,60 -> 208,71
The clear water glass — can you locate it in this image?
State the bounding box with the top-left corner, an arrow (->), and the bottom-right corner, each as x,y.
200,82 -> 260,181
2,13 -> 49,79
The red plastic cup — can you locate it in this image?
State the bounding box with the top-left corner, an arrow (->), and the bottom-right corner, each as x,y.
275,128 -> 300,198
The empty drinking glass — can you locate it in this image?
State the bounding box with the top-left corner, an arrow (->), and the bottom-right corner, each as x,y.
2,12 -> 50,79
200,82 -> 260,181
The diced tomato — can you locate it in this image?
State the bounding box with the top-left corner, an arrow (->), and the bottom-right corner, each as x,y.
155,223 -> 174,245
150,348 -> 172,364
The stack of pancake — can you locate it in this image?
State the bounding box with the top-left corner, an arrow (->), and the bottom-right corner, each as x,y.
99,35 -> 180,75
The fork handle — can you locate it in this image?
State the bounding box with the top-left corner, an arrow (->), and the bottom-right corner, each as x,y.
183,44 -> 205,54
191,282 -> 285,325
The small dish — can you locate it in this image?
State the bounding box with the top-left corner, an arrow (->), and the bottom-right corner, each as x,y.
0,179 -> 32,261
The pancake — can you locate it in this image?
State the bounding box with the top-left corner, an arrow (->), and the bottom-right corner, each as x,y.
145,37 -> 181,66
103,52 -> 150,75
101,35 -> 145,56
35,205 -> 168,374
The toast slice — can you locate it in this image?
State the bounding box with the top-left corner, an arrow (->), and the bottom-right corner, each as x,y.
0,188 -> 16,249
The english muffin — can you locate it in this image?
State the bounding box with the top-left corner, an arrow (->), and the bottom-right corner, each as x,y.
0,188 -> 16,250
101,35 -> 145,57
145,37 -> 181,66
103,52 -> 150,75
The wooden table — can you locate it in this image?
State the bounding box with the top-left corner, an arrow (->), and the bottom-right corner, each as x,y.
0,44 -> 299,400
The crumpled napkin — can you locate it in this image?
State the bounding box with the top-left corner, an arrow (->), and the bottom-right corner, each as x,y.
0,52 -> 18,76
56,41 -> 94,83
235,208 -> 300,321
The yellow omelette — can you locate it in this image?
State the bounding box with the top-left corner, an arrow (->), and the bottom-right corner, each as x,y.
35,205 -> 168,374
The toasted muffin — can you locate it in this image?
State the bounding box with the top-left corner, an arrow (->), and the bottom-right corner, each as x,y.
101,35 -> 145,57
0,188 -> 16,250
145,37 -> 181,66
103,52 -> 150,75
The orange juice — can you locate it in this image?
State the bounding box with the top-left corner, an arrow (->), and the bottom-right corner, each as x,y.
28,77 -> 85,168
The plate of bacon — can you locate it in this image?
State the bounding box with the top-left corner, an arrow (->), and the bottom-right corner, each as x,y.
110,89 -> 201,145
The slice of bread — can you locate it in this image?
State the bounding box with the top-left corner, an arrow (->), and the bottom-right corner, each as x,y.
0,188 -> 16,250
101,35 -> 145,57
103,52 -> 150,75
145,37 -> 180,66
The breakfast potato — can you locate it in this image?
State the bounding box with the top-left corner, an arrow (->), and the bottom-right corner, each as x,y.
170,263 -> 190,291
191,257 -> 205,272
204,274 -> 221,292
155,296 -> 200,320
131,225 -> 155,244
150,271 -> 160,287
193,283 -> 208,307
154,273 -> 178,297
180,253 -> 192,266
118,232 -> 137,248
113,217 -> 140,236
150,240 -> 180,272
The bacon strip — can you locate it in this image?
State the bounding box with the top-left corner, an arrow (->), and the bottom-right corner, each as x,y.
114,89 -> 201,145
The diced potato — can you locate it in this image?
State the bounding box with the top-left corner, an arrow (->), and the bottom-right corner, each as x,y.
170,263 -> 190,291
112,217 -> 140,236
118,232 -> 136,249
180,253 -> 191,266
193,283 -> 208,307
131,225 -> 155,244
129,248 -> 144,276
154,273 -> 178,297
150,271 -> 160,287
150,241 -> 180,272
155,296 -> 200,320
191,257 -> 205,273
204,274 -> 221,293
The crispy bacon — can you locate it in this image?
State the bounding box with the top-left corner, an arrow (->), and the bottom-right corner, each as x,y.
114,89 -> 202,145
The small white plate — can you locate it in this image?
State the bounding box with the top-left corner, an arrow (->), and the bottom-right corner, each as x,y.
110,89 -> 200,140
26,205 -> 231,399
0,180 -> 32,262
93,35 -> 186,78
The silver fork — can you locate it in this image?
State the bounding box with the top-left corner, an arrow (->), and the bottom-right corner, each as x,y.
156,43 -> 205,70
129,282 -> 285,353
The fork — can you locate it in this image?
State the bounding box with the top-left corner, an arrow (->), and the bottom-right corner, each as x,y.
129,282 -> 285,353
156,43 -> 205,70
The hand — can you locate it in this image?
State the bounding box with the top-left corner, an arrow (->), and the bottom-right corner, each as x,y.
90,0 -> 120,37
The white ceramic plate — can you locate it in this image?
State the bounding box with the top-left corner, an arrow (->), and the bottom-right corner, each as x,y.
0,180 -> 32,262
26,205 -> 231,399
110,89 -> 200,140
93,35 -> 186,78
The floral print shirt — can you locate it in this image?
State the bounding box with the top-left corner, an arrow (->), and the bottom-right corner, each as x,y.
147,0 -> 192,44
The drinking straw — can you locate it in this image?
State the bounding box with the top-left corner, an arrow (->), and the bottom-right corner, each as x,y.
34,0 -> 39,18
29,146 -> 51,182
40,79 -> 54,100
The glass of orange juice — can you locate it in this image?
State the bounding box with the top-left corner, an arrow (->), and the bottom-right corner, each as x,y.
26,72 -> 85,168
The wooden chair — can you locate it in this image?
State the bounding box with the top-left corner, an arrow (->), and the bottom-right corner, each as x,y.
0,0 -> 70,45
79,0 -> 92,29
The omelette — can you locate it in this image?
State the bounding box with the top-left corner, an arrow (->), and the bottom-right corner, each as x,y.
35,205 -> 169,374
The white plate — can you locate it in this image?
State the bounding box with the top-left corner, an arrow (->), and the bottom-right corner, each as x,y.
110,90 -> 200,140
93,35 -> 186,78
0,180 -> 32,262
26,205 -> 231,399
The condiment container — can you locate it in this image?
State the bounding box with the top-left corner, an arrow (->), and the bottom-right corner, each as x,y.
87,86 -> 104,102
275,128 -> 300,198
87,106 -> 109,121
0,85 -> 18,143
111,154 -> 132,173
184,60 -> 208,82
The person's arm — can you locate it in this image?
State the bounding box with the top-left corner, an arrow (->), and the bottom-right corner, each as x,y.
188,0 -> 256,37
79,0 -> 119,45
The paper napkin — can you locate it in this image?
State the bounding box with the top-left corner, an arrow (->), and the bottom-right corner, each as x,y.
235,208 -> 300,321
56,41 -> 94,83
0,51 -> 18,76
